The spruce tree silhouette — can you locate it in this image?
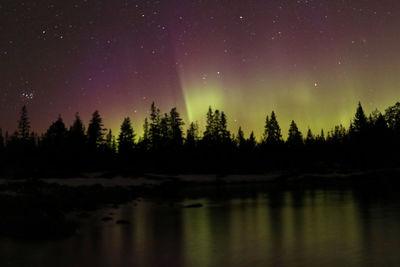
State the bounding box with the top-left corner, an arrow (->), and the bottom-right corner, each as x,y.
87,110 -> 105,151
328,125 -> 347,144
351,102 -> 368,134
149,102 -> 161,150
369,109 -> 388,136
203,106 -> 215,143
118,117 -> 135,156
104,129 -> 116,156
10,105 -> 35,175
169,107 -> 184,148
236,126 -> 246,149
69,113 -> 86,150
203,107 -> 231,146
213,110 -> 221,141
367,110 -> 389,165
185,121 -> 199,149
319,129 -> 325,142
263,111 -> 282,145
139,117 -> 150,151
160,113 -> 170,149
18,105 -> 31,141
43,116 -> 68,153
287,120 -> 303,148
385,102 -> 400,134
348,102 -> 370,165
67,112 -> 87,169
305,128 -> 314,146
220,112 -> 231,144
248,131 -> 256,150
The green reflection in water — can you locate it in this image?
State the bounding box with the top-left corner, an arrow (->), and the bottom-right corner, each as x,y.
2,189 -> 400,267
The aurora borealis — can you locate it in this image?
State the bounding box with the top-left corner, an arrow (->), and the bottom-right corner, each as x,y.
1,0 -> 400,138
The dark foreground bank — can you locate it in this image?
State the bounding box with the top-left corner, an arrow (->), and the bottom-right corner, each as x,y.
0,180 -> 137,239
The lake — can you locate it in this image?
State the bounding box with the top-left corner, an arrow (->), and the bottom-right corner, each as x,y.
1,187 -> 400,267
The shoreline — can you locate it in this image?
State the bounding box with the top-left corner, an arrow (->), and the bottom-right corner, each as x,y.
2,167 -> 400,187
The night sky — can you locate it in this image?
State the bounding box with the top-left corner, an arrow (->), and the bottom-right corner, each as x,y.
1,0 -> 400,138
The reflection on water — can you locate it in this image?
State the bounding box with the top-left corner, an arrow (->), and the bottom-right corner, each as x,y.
2,188 -> 400,267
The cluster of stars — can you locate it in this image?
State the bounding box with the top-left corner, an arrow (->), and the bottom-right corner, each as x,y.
21,91 -> 34,100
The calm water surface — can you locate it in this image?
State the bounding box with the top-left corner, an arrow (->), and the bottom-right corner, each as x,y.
2,188 -> 400,267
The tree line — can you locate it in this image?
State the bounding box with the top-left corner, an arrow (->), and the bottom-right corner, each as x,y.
0,101 -> 399,176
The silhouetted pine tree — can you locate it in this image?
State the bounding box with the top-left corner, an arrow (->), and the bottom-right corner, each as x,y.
169,107 -> 184,148
149,102 -> 161,149
203,107 -> 215,142
236,126 -> 246,148
328,125 -> 347,144
385,102 -> 400,134
213,109 -> 221,142
369,109 -> 387,134
203,107 -> 231,146
287,120 -> 303,148
104,129 -> 116,154
348,102 -> 370,165
366,109 -> 389,164
105,129 -> 112,146
138,117 -> 150,151
160,113 -> 170,148
7,106 -> 36,175
263,111 -> 282,145
185,121 -> 199,149
43,116 -> 68,154
69,113 -> 85,138
18,105 -> 31,141
248,131 -> 256,149
87,110 -> 105,151
305,128 -> 314,146
351,102 -> 368,135
319,129 -> 325,142
118,117 -> 135,156
220,112 -> 231,143
111,135 -> 117,152
384,103 -> 400,164
68,112 -> 86,160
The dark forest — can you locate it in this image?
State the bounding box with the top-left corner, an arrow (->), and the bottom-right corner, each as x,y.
1,101 -> 399,178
